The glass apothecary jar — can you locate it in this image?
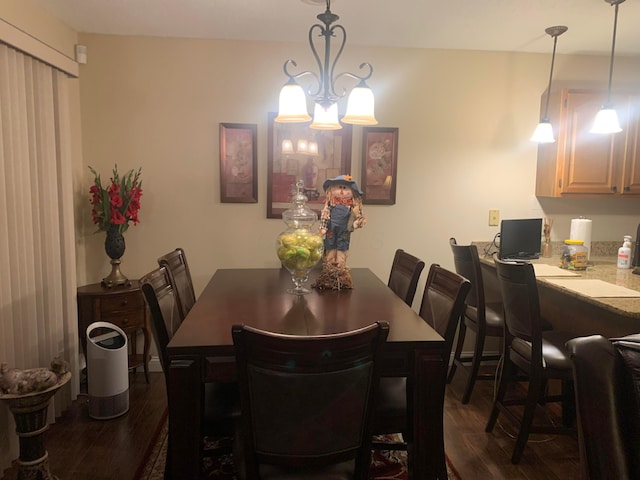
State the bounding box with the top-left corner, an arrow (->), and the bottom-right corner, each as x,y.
276,180 -> 324,294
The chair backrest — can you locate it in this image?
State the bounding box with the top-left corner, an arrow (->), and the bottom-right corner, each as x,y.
139,266 -> 182,378
418,264 -> 471,360
449,238 -> 485,312
567,334 -> 640,480
157,247 -> 196,321
387,248 -> 426,306
493,254 -> 543,358
232,321 -> 389,480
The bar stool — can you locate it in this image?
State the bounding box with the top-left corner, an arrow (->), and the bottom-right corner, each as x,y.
448,238 -> 504,404
485,255 -> 576,464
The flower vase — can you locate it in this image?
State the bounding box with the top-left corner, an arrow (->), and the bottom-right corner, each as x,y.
102,227 -> 130,287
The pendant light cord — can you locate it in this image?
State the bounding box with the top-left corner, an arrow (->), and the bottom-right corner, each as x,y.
605,2 -> 621,104
542,35 -> 559,119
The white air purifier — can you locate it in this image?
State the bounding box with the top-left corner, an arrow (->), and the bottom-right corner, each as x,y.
86,322 -> 129,419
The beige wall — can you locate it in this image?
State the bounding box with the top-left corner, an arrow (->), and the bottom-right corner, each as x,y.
3,0 -> 640,306
75,33 -> 640,300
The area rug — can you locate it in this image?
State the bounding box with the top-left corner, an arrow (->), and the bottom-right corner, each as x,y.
138,419 -> 462,480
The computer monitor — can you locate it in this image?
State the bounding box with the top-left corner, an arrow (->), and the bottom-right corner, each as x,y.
499,218 -> 543,260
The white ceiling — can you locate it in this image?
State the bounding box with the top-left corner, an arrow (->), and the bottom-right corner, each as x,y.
34,0 -> 640,56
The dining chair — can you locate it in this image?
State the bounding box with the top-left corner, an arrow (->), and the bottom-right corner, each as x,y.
485,255 -> 576,464
567,334 -> 640,480
447,238 -> 504,404
387,248 -> 426,306
140,266 -> 239,477
373,264 -> 470,478
157,247 -> 196,321
231,321 -> 389,480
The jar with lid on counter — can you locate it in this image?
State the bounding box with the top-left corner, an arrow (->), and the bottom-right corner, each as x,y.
559,239 -> 588,270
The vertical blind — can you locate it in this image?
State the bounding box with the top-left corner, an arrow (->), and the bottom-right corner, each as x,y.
0,42 -> 79,472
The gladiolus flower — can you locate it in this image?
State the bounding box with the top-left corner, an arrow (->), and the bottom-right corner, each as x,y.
88,165 -> 143,234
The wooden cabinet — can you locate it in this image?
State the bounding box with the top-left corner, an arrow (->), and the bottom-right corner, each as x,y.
535,88 -> 640,197
77,281 -> 150,383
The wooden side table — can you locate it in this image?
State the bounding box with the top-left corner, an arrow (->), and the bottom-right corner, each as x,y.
77,281 -> 150,383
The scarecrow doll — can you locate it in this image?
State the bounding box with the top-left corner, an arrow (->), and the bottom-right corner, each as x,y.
314,175 -> 366,290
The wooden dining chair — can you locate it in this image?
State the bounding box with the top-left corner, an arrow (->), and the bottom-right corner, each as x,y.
157,247 -> 196,321
485,255 -> 576,464
232,321 -> 389,480
448,237 -> 504,404
140,266 -> 239,477
373,264 -> 470,478
387,248 -> 426,306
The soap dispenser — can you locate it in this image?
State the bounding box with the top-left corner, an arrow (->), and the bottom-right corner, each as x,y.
617,235 -> 633,269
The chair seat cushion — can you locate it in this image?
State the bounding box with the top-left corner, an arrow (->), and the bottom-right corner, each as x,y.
510,330 -> 574,376
463,303 -> 504,336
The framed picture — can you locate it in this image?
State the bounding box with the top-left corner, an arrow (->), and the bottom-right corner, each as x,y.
267,112 -> 353,219
219,123 -> 258,203
361,126 -> 398,205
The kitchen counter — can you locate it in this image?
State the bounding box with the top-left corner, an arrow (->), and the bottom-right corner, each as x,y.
478,254 -> 640,338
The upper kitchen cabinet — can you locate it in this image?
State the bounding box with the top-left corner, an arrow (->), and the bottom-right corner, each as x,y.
535,88 -> 640,197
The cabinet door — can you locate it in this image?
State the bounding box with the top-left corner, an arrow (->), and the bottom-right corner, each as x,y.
559,91 -> 622,195
619,95 -> 640,195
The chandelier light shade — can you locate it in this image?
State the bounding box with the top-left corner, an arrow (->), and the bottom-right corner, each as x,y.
310,103 -> 342,130
590,0 -> 625,134
274,0 -> 377,130
530,25 -> 567,144
276,80 -> 312,123
282,139 -> 294,154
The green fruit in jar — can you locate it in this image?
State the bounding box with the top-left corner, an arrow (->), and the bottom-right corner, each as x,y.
295,246 -> 311,260
277,246 -> 289,260
280,233 -> 297,247
305,235 -> 323,250
309,250 -> 322,263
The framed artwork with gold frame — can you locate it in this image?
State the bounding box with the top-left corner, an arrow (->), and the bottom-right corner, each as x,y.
267,112 -> 353,219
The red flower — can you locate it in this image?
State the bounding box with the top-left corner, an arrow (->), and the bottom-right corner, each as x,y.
110,209 -> 126,224
89,165 -> 143,234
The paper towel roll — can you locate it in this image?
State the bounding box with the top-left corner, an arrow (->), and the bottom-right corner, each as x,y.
570,218 -> 592,260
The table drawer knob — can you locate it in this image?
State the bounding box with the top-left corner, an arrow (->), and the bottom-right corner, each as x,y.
122,318 -> 129,325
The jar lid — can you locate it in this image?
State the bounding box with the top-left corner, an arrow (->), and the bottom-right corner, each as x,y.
564,239 -> 584,245
282,179 -> 317,227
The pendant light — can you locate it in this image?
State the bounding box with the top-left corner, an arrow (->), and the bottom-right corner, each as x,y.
530,26 -> 567,143
591,0 -> 625,134
274,0 -> 377,130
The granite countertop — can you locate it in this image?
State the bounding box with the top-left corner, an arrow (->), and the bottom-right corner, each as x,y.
477,251 -> 640,319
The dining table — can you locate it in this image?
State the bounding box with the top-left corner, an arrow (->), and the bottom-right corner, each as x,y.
166,267 -> 448,479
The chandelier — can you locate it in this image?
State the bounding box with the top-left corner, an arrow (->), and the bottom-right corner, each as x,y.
274,0 -> 377,130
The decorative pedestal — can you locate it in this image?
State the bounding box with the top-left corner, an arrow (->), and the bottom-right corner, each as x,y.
0,372 -> 71,480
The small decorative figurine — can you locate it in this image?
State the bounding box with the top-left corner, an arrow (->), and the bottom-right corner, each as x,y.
313,175 -> 366,290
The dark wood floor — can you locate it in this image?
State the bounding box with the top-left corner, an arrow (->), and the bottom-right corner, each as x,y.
1,366 -> 580,480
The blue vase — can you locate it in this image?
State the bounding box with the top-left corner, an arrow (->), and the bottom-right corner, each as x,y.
103,226 -> 129,287
105,227 -> 126,260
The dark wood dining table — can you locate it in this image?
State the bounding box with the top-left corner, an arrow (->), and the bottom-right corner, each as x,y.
166,267 -> 448,479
